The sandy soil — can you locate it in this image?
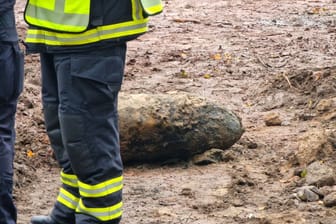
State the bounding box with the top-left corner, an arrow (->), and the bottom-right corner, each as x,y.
12,0 -> 336,223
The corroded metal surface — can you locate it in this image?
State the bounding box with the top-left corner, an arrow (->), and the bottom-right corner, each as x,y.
118,93 -> 244,163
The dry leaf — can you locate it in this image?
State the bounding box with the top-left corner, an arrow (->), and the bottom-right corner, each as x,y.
27,150 -> 35,158
203,74 -> 211,79
212,53 -> 222,60
180,69 -> 188,78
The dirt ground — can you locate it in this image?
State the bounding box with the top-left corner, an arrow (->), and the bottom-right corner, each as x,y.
12,0 -> 336,223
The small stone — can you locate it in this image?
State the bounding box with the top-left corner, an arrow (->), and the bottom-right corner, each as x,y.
232,199 -> 244,207
294,186 -> 322,202
295,129 -> 334,166
316,99 -> 333,112
306,161 -> 335,187
319,186 -> 336,196
180,188 -> 194,198
264,112 -> 282,126
324,192 -> 336,207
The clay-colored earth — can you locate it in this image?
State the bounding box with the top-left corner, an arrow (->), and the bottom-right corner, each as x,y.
12,0 -> 336,223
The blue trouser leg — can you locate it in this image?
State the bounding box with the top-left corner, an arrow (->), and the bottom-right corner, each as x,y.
40,53 -> 78,224
40,53 -> 73,173
0,41 -> 24,224
40,44 -> 125,224
0,100 -> 17,224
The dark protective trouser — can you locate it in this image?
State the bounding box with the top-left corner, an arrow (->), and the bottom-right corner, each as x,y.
0,9 -> 24,224
40,44 -> 125,224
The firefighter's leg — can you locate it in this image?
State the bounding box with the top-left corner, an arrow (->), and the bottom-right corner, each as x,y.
31,54 -> 79,224
56,44 -> 126,224
0,40 -> 23,224
0,101 -> 17,224
0,100 -> 17,224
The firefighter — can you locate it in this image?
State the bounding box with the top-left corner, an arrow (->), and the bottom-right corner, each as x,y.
0,0 -> 24,223
23,0 -> 163,224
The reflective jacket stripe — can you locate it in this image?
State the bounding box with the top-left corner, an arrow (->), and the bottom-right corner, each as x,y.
133,0 -> 144,21
57,187 -> 80,210
60,170 -> 78,188
78,176 -> 123,198
25,5 -> 88,30
64,0 -> 89,14
25,0 -> 90,33
26,20 -> 148,46
141,0 -> 163,15
76,200 -> 123,221
28,0 -> 56,11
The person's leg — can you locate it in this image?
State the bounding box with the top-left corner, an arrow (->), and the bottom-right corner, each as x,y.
0,100 -> 17,224
0,41 -> 24,224
31,54 -> 79,224
55,44 -> 126,224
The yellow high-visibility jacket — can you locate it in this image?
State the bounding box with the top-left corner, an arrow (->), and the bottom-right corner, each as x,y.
24,0 -> 163,53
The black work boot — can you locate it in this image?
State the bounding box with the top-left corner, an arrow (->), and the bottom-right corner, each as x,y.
30,216 -> 58,224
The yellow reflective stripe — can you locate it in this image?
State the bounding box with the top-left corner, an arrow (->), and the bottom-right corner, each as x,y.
25,15 -> 87,33
57,188 -> 80,210
145,5 -> 163,15
60,171 -> 78,188
28,0 -> 56,10
76,199 -> 122,221
141,0 -> 163,15
78,176 -> 123,198
64,0 -> 90,14
26,19 -> 148,46
25,4 -> 89,27
25,0 -> 90,32
132,0 -> 144,21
